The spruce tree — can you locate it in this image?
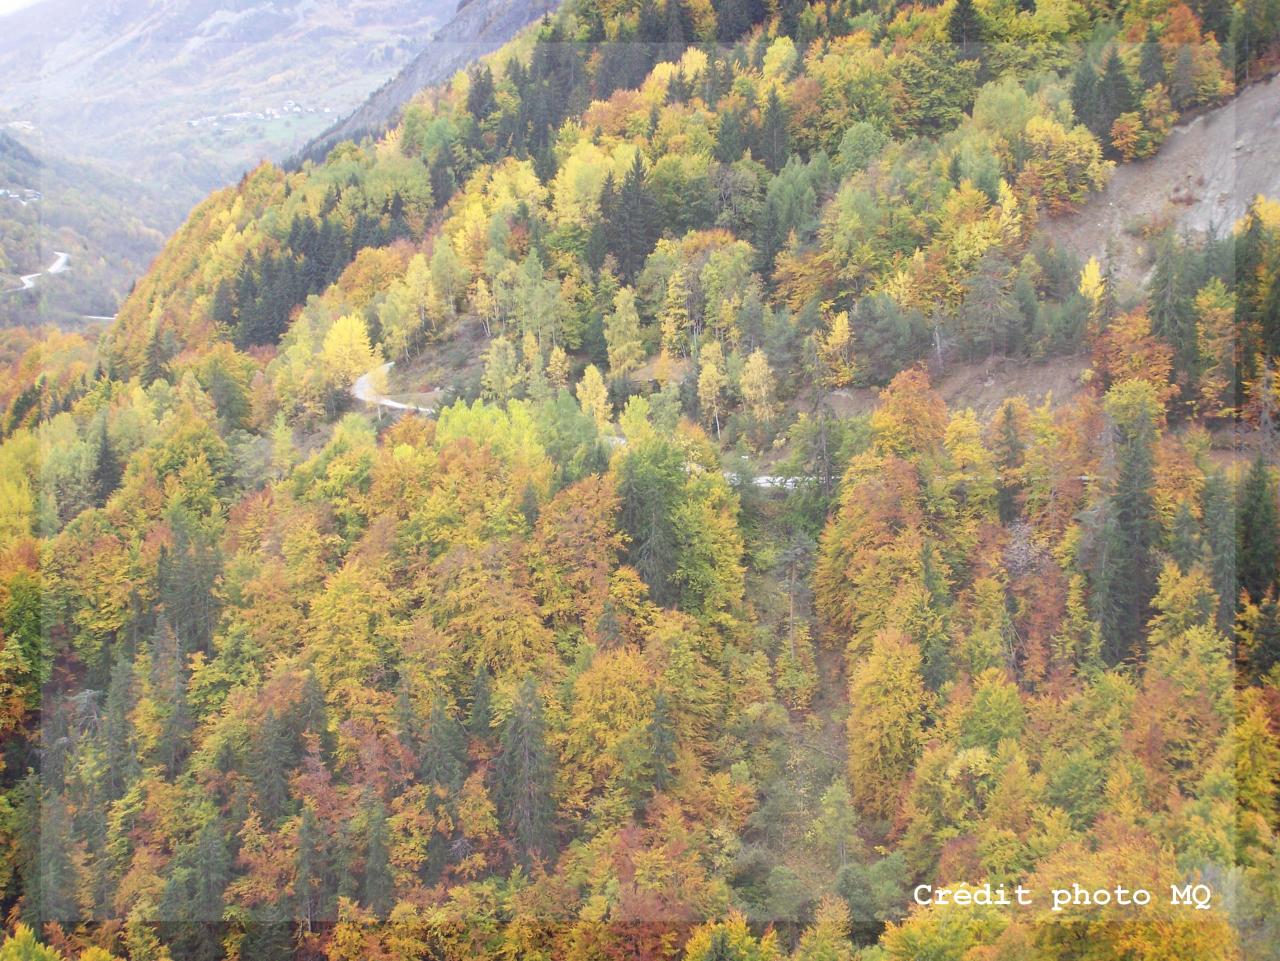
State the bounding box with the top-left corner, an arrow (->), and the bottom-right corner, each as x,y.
494,676 -> 555,866
251,710 -> 293,823
295,804 -> 329,932
1096,48 -> 1136,147
1238,454 -> 1280,603
421,698 -> 467,792
363,802 -> 394,918
1069,60 -> 1098,133
466,64 -> 497,121
469,665 -> 492,735
1139,25 -> 1167,89
948,0 -> 983,60
1202,469 -> 1238,633
91,416 -> 121,505
1169,500 -> 1202,574
1093,382 -> 1161,662
758,87 -> 791,173
648,691 -> 677,792
192,818 -> 230,925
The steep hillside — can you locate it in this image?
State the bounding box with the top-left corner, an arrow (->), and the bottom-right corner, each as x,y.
3,1 -> 1280,960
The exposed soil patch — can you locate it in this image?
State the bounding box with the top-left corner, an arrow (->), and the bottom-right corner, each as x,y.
1042,73 -> 1280,294
828,353 -> 1092,422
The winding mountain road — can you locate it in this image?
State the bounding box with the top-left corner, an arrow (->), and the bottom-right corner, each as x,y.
350,361 -> 796,489
3,250 -> 69,293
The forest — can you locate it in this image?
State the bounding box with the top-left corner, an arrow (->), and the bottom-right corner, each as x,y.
2,0 -> 1280,959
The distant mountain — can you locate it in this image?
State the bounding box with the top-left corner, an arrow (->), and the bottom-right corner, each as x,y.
293,0 -> 556,166
0,0 -> 458,212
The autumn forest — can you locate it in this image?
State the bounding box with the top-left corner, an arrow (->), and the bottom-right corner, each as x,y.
2,0 -> 1280,959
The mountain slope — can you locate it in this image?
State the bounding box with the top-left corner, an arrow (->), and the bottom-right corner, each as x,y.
294,0 -> 558,166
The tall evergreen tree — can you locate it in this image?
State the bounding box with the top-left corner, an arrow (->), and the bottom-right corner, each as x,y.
295,804 -> 329,933
1202,469 -> 1238,633
758,87 -> 791,173
1095,48 -> 1136,147
648,690 -> 677,792
1238,454 -> 1280,603
469,665 -> 492,735
1139,25 -> 1167,89
1070,60 -> 1098,133
421,698 -> 467,791
948,0 -> 983,60
251,710 -> 293,823
362,802 -> 394,918
467,64 -> 498,121
494,677 -> 556,866
1092,382 -> 1161,662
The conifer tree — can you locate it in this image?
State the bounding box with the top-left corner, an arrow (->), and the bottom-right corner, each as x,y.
1093,381 -> 1161,662
295,804 -> 329,933
648,690 -> 677,792
469,665 -> 492,735
948,0 -> 983,60
1238,454 -> 1279,603
251,710 -> 292,823
421,698 -> 467,792
1139,25 -> 1167,89
758,88 -> 790,173
91,416 -> 121,505
362,802 -> 394,918
1202,469 -> 1238,633
494,677 -> 555,866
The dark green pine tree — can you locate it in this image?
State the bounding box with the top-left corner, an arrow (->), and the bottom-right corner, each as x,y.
1093,390 -> 1161,663
1069,60 -> 1098,133
142,326 -> 167,385
494,676 -> 556,867
1169,500 -> 1202,574
103,649 -> 139,799
1201,469 -> 1238,633
1147,233 -> 1197,402
993,399 -> 1025,524
1246,592 -> 1280,676
610,152 -> 659,282
716,109 -> 747,164
469,665 -> 492,736
1139,25 -> 1167,89
648,691 -> 677,792
466,64 -> 497,121
241,899 -> 293,961
362,801 -> 394,918
429,148 -> 458,205
421,698 -> 467,792
192,817 -> 231,924
758,87 -> 791,173
37,788 -> 78,927
1238,454 -> 1280,603
948,0 -> 983,60
395,680 -> 423,763
209,278 -> 235,327
618,437 -> 684,605
251,710 -> 293,823
295,804 -> 330,933
1096,48 -> 1136,147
